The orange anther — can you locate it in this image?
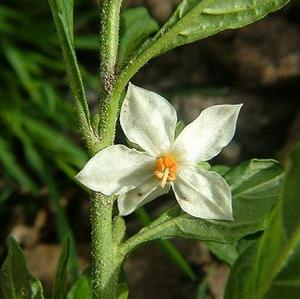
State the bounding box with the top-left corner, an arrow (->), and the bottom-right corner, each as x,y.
154,154 -> 178,187
156,158 -> 165,172
163,154 -> 176,168
169,163 -> 178,173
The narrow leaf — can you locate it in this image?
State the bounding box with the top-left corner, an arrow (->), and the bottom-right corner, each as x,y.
0,136 -> 38,194
0,236 -> 44,299
48,0 -> 93,146
51,239 -> 70,299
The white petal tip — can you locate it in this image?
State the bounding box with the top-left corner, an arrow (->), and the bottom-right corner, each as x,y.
74,171 -> 110,195
127,82 -> 138,94
75,172 -> 84,184
221,214 -> 234,222
119,211 -> 129,217
117,202 -> 134,217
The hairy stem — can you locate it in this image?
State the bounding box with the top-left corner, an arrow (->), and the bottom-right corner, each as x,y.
99,0 -> 122,93
93,0 -> 123,155
91,1 -> 123,298
91,194 -> 121,299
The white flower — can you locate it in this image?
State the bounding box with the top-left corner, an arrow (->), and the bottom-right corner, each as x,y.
76,83 -> 242,220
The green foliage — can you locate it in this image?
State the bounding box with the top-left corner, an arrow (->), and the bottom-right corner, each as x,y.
158,0 -> 290,53
118,7 -> 159,69
48,0 -> 95,152
51,239 -> 70,299
121,159 -> 283,256
118,0 -> 290,85
0,237 -> 44,299
194,274 -> 209,299
0,0 -> 91,194
204,241 -> 238,266
0,0 -> 97,283
117,283 -> 129,299
205,159 -> 284,265
0,136 -> 39,194
67,268 -> 92,299
0,0 -> 294,298
224,143 -> 300,299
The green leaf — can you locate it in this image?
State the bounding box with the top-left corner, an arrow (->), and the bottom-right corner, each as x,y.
118,7 -> 159,68
194,276 -> 209,299
204,241 -> 238,266
210,164 -> 231,176
194,265 -> 215,299
22,116 -> 87,168
48,0 -> 94,147
67,267 -> 92,299
205,231 -> 263,266
120,0 -> 289,84
147,0 -> 289,56
2,40 -> 41,104
205,159 -> 284,265
56,0 -> 74,44
224,143 -> 300,299
75,35 -> 98,50
264,242 -> 300,298
117,270 -> 129,299
120,159 -> 283,256
225,159 -> 283,224
14,127 -> 79,281
0,236 -> 44,299
0,136 -> 38,194
117,282 -> 129,299
51,239 -> 70,299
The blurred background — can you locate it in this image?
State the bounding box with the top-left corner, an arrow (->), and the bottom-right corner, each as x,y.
0,0 -> 299,298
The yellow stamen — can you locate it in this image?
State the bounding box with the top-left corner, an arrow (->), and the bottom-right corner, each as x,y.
161,167 -> 169,188
154,154 -> 178,188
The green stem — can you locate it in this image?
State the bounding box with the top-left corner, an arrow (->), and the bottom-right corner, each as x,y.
96,91 -> 121,154
49,0 -> 124,297
90,2 -> 123,299
91,193 -> 121,299
119,222 -> 164,257
93,0 -> 123,155
99,0 -> 122,93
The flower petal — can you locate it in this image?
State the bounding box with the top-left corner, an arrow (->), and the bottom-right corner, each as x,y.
118,177 -> 169,216
120,83 -> 177,157
172,166 -> 233,220
76,145 -> 155,195
172,104 -> 242,162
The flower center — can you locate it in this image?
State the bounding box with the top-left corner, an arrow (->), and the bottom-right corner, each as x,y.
154,154 -> 178,188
